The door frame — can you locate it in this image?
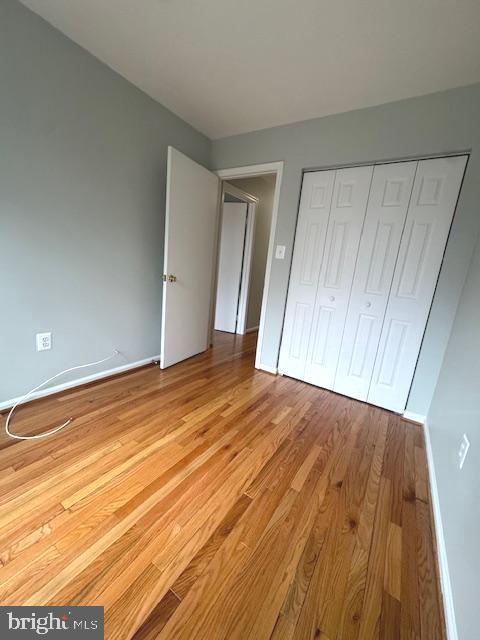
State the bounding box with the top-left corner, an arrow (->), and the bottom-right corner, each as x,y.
216,162 -> 284,372
220,182 -> 258,335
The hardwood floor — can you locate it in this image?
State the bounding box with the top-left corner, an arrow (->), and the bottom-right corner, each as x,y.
0,331 -> 445,639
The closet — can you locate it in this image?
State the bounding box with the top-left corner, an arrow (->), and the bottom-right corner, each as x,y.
279,155 -> 467,413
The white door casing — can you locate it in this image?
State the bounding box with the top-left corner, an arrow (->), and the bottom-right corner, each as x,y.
214,202 -> 248,333
367,155 -> 467,411
236,202 -> 257,335
278,170 -> 336,379
303,165 -> 374,389
333,161 -> 417,401
161,147 -> 219,368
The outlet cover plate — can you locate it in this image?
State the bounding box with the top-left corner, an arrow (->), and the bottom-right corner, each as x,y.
36,332 -> 52,351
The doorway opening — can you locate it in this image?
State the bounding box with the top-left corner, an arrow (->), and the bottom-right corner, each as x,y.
213,173 -> 277,363
214,163 -> 283,372
214,182 -> 258,335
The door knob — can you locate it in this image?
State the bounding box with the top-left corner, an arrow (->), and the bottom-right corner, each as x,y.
365,301 -> 372,308
168,274 -> 177,283
329,295 -> 335,302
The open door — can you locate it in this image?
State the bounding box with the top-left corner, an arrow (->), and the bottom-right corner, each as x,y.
214,202 -> 248,333
161,147 -> 220,368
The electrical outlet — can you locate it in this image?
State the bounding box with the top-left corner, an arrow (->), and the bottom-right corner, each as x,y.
36,332 -> 52,351
458,433 -> 470,470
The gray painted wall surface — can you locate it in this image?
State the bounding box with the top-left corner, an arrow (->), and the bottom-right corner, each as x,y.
228,176 -> 275,331
1,3 -> 478,633
427,236 -> 480,640
211,84 -> 480,416
0,0 -> 210,402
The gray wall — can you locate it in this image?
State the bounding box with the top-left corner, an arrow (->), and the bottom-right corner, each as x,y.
212,83 -> 480,417
0,0 -> 211,402
227,176 -> 275,331
427,235 -> 480,640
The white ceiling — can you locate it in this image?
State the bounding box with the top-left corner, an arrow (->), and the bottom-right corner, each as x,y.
20,0 -> 480,139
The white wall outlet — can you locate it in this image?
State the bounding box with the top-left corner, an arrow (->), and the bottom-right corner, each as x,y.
275,244 -> 286,260
458,433 -> 470,469
36,332 -> 52,351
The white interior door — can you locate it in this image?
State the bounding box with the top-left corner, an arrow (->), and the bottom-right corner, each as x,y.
303,165 -> 373,389
333,161 -> 417,400
214,202 -> 248,333
367,155 -> 467,411
161,147 -> 219,368
278,170 -> 336,379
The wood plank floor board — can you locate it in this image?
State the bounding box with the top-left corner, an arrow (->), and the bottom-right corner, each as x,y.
270,483 -> 336,640
0,331 -> 445,639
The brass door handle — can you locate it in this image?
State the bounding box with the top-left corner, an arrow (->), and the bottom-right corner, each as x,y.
168,274 -> 177,283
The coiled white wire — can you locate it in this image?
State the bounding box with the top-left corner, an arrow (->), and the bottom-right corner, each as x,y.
4,350 -> 120,440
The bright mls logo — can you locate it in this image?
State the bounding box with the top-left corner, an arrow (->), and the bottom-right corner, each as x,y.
0,607 -> 104,639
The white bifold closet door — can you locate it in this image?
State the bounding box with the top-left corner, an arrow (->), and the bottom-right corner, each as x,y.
278,170 -> 336,380
303,166 -> 373,388
280,154 -> 467,413
278,166 -> 372,383
333,161 -> 417,400
367,155 -> 467,411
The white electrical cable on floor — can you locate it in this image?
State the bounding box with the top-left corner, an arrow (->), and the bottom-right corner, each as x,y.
5,350 -> 120,440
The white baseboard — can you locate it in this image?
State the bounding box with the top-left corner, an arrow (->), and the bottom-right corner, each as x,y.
245,325 -> 259,334
423,420 -> 458,640
0,355 -> 160,412
402,410 -> 426,424
256,362 -> 277,375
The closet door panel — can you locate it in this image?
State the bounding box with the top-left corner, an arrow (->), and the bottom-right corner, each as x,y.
304,165 -> 373,389
278,170 -> 335,379
333,161 -> 417,400
367,155 -> 468,412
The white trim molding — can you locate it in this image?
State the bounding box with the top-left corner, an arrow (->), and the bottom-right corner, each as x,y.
0,355 -> 160,412
216,161 -> 284,373
245,325 -> 259,334
216,162 -> 284,181
423,420 -> 458,640
402,410 -> 426,424
237,202 -> 257,335
222,181 -> 259,205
